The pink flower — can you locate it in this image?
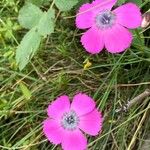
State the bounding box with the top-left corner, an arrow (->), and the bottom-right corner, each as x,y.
76,0 -> 142,54
43,93 -> 103,150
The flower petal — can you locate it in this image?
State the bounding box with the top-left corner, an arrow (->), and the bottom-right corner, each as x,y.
43,119 -> 63,144
104,24 -> 133,53
76,0 -> 117,29
47,95 -> 70,119
76,3 -> 94,29
81,27 -> 104,54
79,109 -> 103,136
92,0 -> 117,11
62,130 -> 87,150
71,93 -> 96,116
113,3 -> 142,29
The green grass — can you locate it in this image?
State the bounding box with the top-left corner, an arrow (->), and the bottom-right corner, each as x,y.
0,0 -> 150,149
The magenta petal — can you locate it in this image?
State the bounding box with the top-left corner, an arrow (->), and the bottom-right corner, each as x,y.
92,0 -> 117,12
81,27 -> 104,54
62,130 -> 87,150
104,24 -> 133,53
47,95 -> 70,119
113,3 -> 142,29
43,119 -> 63,144
76,3 -> 94,29
79,109 -> 103,136
71,93 -> 95,116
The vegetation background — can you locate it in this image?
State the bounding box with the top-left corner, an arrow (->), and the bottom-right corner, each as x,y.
0,0 -> 150,149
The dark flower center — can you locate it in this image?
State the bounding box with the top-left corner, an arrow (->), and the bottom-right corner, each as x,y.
61,111 -> 79,131
65,115 -> 75,124
100,13 -> 112,24
96,10 -> 116,29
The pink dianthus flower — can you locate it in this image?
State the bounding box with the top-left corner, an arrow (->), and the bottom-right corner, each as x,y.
43,93 -> 103,150
76,0 -> 142,54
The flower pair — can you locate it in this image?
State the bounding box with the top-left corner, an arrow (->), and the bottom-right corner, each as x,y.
43,0 -> 142,149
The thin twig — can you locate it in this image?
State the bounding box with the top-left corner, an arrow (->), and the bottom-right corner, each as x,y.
116,82 -> 150,87
31,62 -> 47,81
0,110 -> 45,114
115,89 -> 150,113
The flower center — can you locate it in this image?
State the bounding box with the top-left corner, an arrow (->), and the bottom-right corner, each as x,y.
61,111 -> 79,131
95,10 -> 116,29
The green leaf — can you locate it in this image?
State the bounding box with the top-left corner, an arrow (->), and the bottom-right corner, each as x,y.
127,0 -> 142,6
118,0 -> 126,5
55,0 -> 78,11
16,28 -> 41,70
26,0 -> 51,6
18,2 -> 43,29
37,9 -> 55,36
132,29 -> 144,46
19,82 -> 32,100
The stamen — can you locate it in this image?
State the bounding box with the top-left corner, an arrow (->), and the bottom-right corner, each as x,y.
61,110 -> 79,131
95,10 -> 116,29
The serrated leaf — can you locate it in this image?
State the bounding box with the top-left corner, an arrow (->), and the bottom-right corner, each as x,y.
16,28 -> 41,70
19,82 -> 32,100
18,2 -> 43,29
37,9 -> 55,36
55,0 -> 78,11
26,0 -> 51,6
